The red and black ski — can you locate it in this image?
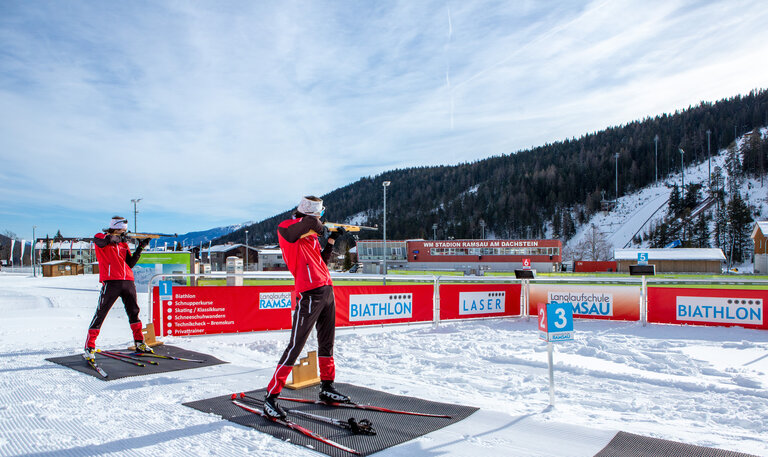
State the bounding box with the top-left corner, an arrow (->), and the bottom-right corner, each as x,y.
279,396 -> 452,418
231,399 -> 361,455
236,393 -> 376,435
97,350 -> 146,367
128,352 -> 204,363
100,350 -> 159,365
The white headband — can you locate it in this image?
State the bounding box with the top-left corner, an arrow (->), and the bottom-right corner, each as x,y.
297,197 -> 324,217
109,218 -> 128,230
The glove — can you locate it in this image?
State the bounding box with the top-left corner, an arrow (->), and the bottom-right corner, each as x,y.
139,238 -> 150,249
329,226 -> 347,240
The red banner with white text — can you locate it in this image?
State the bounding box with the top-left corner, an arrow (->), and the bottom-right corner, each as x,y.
334,285 -> 434,327
647,287 -> 767,329
439,283 -> 522,320
152,285 -> 295,337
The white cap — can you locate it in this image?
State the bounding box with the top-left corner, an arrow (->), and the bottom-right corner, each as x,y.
297,197 -> 324,217
109,216 -> 128,230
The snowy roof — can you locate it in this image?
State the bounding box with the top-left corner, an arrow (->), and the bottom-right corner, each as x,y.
257,249 -> 282,255
203,244 -> 258,253
614,248 -> 726,261
34,241 -> 96,250
752,221 -> 768,238
41,260 -> 79,265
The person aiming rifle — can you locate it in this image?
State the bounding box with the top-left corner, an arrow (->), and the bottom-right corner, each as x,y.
83,216 -> 154,360
262,196 -> 350,419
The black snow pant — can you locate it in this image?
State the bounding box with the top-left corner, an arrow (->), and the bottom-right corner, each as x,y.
267,285 -> 336,395
88,280 -> 141,330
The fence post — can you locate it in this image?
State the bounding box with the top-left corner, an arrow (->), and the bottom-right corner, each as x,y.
640,275 -> 648,327
433,276 -> 441,329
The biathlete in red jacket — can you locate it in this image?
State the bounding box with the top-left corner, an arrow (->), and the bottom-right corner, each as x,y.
83,216 -> 153,360
263,196 -> 349,419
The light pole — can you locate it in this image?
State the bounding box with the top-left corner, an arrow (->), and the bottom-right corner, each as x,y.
382,181 -> 391,283
654,135 -> 659,183
706,129 -> 712,193
479,219 -> 486,239
432,223 -> 438,241
32,225 -> 36,277
614,152 -> 619,201
245,230 -> 249,271
130,198 -> 142,233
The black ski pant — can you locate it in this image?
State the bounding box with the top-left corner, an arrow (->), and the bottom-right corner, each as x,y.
278,285 -> 336,365
88,280 -> 141,330
267,285 -> 336,394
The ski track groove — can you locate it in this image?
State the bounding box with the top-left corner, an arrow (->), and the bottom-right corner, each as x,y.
0,352 -> 274,457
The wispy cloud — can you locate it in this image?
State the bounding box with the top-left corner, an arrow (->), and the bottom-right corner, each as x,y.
1,0 -> 767,237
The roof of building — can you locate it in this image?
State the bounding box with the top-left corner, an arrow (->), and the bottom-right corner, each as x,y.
257,249 -> 282,255
614,248 -> 726,261
41,260 -> 79,265
203,244 -> 258,253
751,221 -> 768,239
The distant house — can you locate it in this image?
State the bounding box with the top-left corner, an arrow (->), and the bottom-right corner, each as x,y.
257,249 -> 287,271
751,221 -> 768,274
614,248 -> 726,273
202,243 -> 259,271
41,260 -> 83,277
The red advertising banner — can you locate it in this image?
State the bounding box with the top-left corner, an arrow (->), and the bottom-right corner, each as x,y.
334,285 -> 434,327
647,287 -> 767,330
152,285 -> 294,336
528,284 -> 640,321
439,283 -> 522,320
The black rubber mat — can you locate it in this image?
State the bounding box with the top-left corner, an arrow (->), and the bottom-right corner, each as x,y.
184,383 -> 478,457
46,345 -> 227,381
594,431 -> 760,457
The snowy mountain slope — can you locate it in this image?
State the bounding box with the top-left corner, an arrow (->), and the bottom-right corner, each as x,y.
566,130 -> 767,255
0,273 -> 767,456
152,221 -> 254,248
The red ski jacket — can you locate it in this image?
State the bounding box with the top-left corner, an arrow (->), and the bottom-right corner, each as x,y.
93,233 -> 142,282
277,216 -> 334,293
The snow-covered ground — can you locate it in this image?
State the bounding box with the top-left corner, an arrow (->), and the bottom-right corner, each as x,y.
1,273 -> 767,456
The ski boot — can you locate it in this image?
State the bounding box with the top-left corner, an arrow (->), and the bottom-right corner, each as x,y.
83,347 -> 96,362
319,381 -> 351,403
134,341 -> 154,354
263,394 -> 287,420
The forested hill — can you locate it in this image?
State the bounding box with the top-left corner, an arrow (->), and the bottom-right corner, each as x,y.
216,89 -> 768,246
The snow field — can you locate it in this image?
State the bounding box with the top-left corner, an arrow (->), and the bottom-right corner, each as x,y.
0,273 -> 766,456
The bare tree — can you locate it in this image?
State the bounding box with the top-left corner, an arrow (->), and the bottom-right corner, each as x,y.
572,224 -> 612,261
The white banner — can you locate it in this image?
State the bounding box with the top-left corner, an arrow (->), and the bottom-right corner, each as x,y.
9,239 -> 15,261
20,240 -> 25,263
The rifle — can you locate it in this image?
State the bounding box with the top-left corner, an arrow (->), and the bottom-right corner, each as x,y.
299,222 -> 378,239
324,222 -> 378,232
124,231 -> 177,240
100,229 -> 177,239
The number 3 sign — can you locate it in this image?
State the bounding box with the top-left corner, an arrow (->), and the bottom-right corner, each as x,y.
538,302 -> 574,342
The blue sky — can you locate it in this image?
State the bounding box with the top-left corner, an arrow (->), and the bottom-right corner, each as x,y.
1,0 -> 767,240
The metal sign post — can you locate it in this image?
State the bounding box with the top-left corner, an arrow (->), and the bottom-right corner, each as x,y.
538,302 -> 574,407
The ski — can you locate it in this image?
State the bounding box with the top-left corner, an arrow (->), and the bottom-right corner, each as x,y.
279,396 -> 453,418
235,393 -> 376,435
128,352 -> 204,363
231,399 -> 361,455
97,351 -> 145,367
86,358 -> 108,378
99,350 -> 159,365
